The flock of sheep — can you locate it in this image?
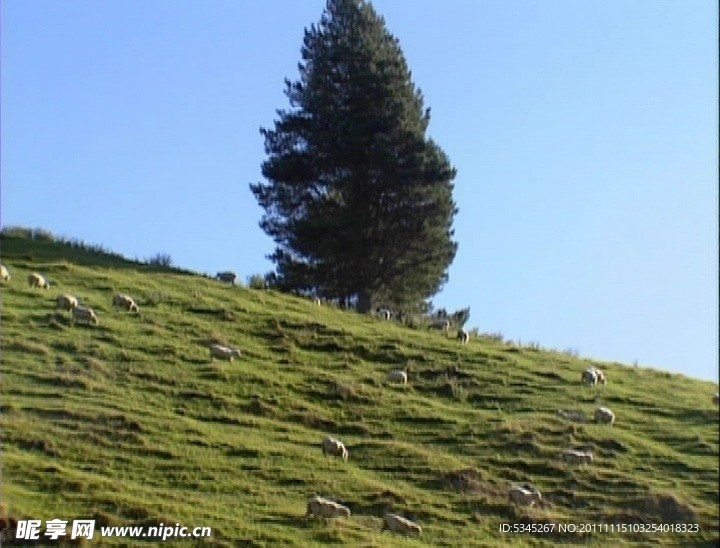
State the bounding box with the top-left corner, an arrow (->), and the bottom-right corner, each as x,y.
17,270 -> 140,326
308,435 -> 424,535
308,379 -> 604,532
2,261 -> 719,538
579,365 -> 616,426
300,345 -> 617,530
6,266 -> 247,365
377,308 -> 471,345
3,263 -> 426,535
300,315 -> 684,525
305,495 -> 422,536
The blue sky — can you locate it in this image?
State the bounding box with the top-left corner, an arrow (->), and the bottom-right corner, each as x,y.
2,0 -> 717,382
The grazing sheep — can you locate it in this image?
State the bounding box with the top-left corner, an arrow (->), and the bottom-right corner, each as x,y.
556,409 -> 585,423
0,264 -> 10,281
71,306 -> 99,325
428,318 -> 450,333
209,343 -> 242,362
509,484 -> 542,507
594,406 -> 615,425
376,307 -> 391,320
581,368 -> 598,385
559,449 -> 594,465
215,271 -> 237,284
27,272 -> 50,289
582,366 -> 606,385
457,328 -> 470,345
387,368 -> 408,385
322,435 -> 349,460
112,293 -> 139,313
382,513 -> 422,536
713,393 -> 719,405
305,496 -> 351,519
56,294 -> 79,312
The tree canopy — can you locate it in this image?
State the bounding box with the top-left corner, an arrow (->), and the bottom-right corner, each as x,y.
251,0 -> 458,313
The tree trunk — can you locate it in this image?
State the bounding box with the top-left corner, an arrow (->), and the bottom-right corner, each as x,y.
356,290 -> 373,313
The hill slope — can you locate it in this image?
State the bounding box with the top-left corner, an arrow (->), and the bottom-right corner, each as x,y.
1,234 -> 718,546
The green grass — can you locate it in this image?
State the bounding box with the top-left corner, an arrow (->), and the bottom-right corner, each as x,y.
1,234 -> 718,546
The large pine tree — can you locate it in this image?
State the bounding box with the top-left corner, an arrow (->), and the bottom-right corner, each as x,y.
251,0 -> 458,313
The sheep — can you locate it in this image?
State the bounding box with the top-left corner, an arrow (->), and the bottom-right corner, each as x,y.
457,328 -> 470,345
508,484 -> 542,507
594,406 -> 615,425
322,435 -> 349,460
382,513 -> 422,536
112,293 -> 139,313
56,294 -> 79,312
209,343 -> 242,362
27,272 -> 50,289
714,393 -> 719,405
376,307 -> 391,320
215,271 -> 237,284
0,264 -> 10,281
428,318 -> 450,333
305,496 -> 351,519
387,368 -> 408,385
559,449 -> 594,465
592,367 -> 606,384
71,306 -> 99,325
581,367 -> 598,385
556,409 -> 585,423
582,366 -> 606,385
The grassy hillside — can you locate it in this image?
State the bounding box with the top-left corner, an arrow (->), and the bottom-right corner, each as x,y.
1,234 -> 718,547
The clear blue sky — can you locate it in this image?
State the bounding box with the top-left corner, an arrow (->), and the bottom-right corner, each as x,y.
2,1 -> 717,382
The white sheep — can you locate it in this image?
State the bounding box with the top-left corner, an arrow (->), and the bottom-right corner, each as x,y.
387,368 -> 408,385
594,406 -> 615,425
376,307 -> 391,320
559,449 -> 594,465
582,366 -> 606,385
215,271 -> 237,284
305,496 -> 351,519
27,272 -> 50,289
556,409 -> 585,423
112,293 -> 139,313
581,368 -> 598,385
428,318 -> 450,333
0,264 -> 10,281
322,435 -> 349,460
72,306 -> 99,325
457,328 -> 470,345
713,393 -> 719,405
56,294 -> 79,312
592,367 -> 606,384
382,513 -> 422,536
508,484 -> 542,507
209,343 -> 242,362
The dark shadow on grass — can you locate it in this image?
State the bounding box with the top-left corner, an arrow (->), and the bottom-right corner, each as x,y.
257,514 -> 311,529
